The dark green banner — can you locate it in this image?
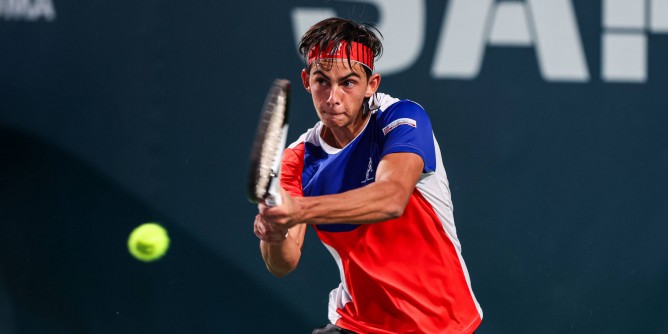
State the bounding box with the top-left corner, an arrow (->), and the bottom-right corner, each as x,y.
2,1 -> 667,333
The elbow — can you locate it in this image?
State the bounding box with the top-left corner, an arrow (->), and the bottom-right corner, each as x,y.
264,252 -> 300,278
267,261 -> 298,278
385,209 -> 403,220
270,268 -> 292,278
383,201 -> 406,220
260,238 -> 302,278
383,190 -> 413,219
377,182 -> 410,220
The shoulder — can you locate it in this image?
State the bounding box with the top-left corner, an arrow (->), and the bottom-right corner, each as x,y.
288,122 -> 324,149
281,142 -> 306,197
282,121 -> 324,172
372,93 -> 431,128
373,93 -> 427,116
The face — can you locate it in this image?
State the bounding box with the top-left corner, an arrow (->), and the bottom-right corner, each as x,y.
301,59 -> 380,133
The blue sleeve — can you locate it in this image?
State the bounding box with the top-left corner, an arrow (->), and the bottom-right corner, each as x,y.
378,100 -> 437,173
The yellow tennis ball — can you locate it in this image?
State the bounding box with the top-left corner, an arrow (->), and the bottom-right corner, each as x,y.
127,223 -> 170,262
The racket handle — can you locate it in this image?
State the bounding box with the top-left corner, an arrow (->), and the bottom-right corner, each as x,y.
265,177 -> 282,207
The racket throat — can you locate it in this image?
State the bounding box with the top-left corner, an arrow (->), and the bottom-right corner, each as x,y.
265,124 -> 289,207
265,177 -> 282,206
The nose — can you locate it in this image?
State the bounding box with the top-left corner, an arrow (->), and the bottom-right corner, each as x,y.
327,85 -> 341,106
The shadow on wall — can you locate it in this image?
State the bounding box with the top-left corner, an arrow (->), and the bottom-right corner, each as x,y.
0,125 -> 309,334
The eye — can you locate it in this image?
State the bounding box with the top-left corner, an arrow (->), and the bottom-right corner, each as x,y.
343,80 -> 356,87
315,78 -> 329,86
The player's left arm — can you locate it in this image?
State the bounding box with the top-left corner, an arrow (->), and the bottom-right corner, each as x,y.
260,151 -> 423,227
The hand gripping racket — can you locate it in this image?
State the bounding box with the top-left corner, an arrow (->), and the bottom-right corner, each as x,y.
247,79 -> 291,206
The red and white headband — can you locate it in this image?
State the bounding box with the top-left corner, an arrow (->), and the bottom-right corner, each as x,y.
307,40 -> 374,72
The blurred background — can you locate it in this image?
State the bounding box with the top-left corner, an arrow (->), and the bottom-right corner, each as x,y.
2,0 -> 668,333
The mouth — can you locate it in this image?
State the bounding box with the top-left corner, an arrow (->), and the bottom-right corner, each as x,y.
320,109 -> 345,116
318,102 -> 350,119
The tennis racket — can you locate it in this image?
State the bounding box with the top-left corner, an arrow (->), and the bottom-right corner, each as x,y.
247,79 -> 291,206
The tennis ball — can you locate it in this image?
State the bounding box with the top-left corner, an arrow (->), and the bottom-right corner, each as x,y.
127,223 -> 170,262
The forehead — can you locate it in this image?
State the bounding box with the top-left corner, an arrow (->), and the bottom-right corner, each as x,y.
309,58 -> 368,77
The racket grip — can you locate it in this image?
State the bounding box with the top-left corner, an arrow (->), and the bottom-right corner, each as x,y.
265,177 -> 282,207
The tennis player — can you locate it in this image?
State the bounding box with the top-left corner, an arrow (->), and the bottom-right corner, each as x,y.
253,17 -> 482,334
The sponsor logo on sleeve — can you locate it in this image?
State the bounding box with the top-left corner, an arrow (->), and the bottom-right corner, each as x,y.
382,118 -> 417,135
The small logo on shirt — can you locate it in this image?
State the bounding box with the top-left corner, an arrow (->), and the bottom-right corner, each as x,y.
382,118 -> 417,135
361,157 -> 374,184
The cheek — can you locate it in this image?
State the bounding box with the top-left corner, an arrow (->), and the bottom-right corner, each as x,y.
309,84 -> 324,96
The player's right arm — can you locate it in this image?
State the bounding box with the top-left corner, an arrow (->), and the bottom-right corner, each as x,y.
255,219 -> 306,277
254,145 -> 306,277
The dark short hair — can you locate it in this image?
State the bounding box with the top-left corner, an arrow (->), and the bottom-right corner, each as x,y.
298,17 -> 383,77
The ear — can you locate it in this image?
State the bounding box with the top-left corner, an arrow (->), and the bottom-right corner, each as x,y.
364,73 -> 381,98
301,69 -> 311,93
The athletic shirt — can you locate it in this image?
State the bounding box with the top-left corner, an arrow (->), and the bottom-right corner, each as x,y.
280,93 -> 482,334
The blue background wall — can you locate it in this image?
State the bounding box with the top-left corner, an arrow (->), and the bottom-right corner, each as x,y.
1,1 -> 667,333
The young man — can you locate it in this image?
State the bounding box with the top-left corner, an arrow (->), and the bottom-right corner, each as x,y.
253,17 -> 482,334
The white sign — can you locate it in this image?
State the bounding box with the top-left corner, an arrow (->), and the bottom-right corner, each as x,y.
292,0 -> 668,83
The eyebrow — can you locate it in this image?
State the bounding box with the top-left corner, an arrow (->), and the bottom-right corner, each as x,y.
312,69 -> 362,82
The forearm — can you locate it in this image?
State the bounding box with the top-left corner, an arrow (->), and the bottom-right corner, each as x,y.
260,226 -> 304,277
295,179 -> 411,225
